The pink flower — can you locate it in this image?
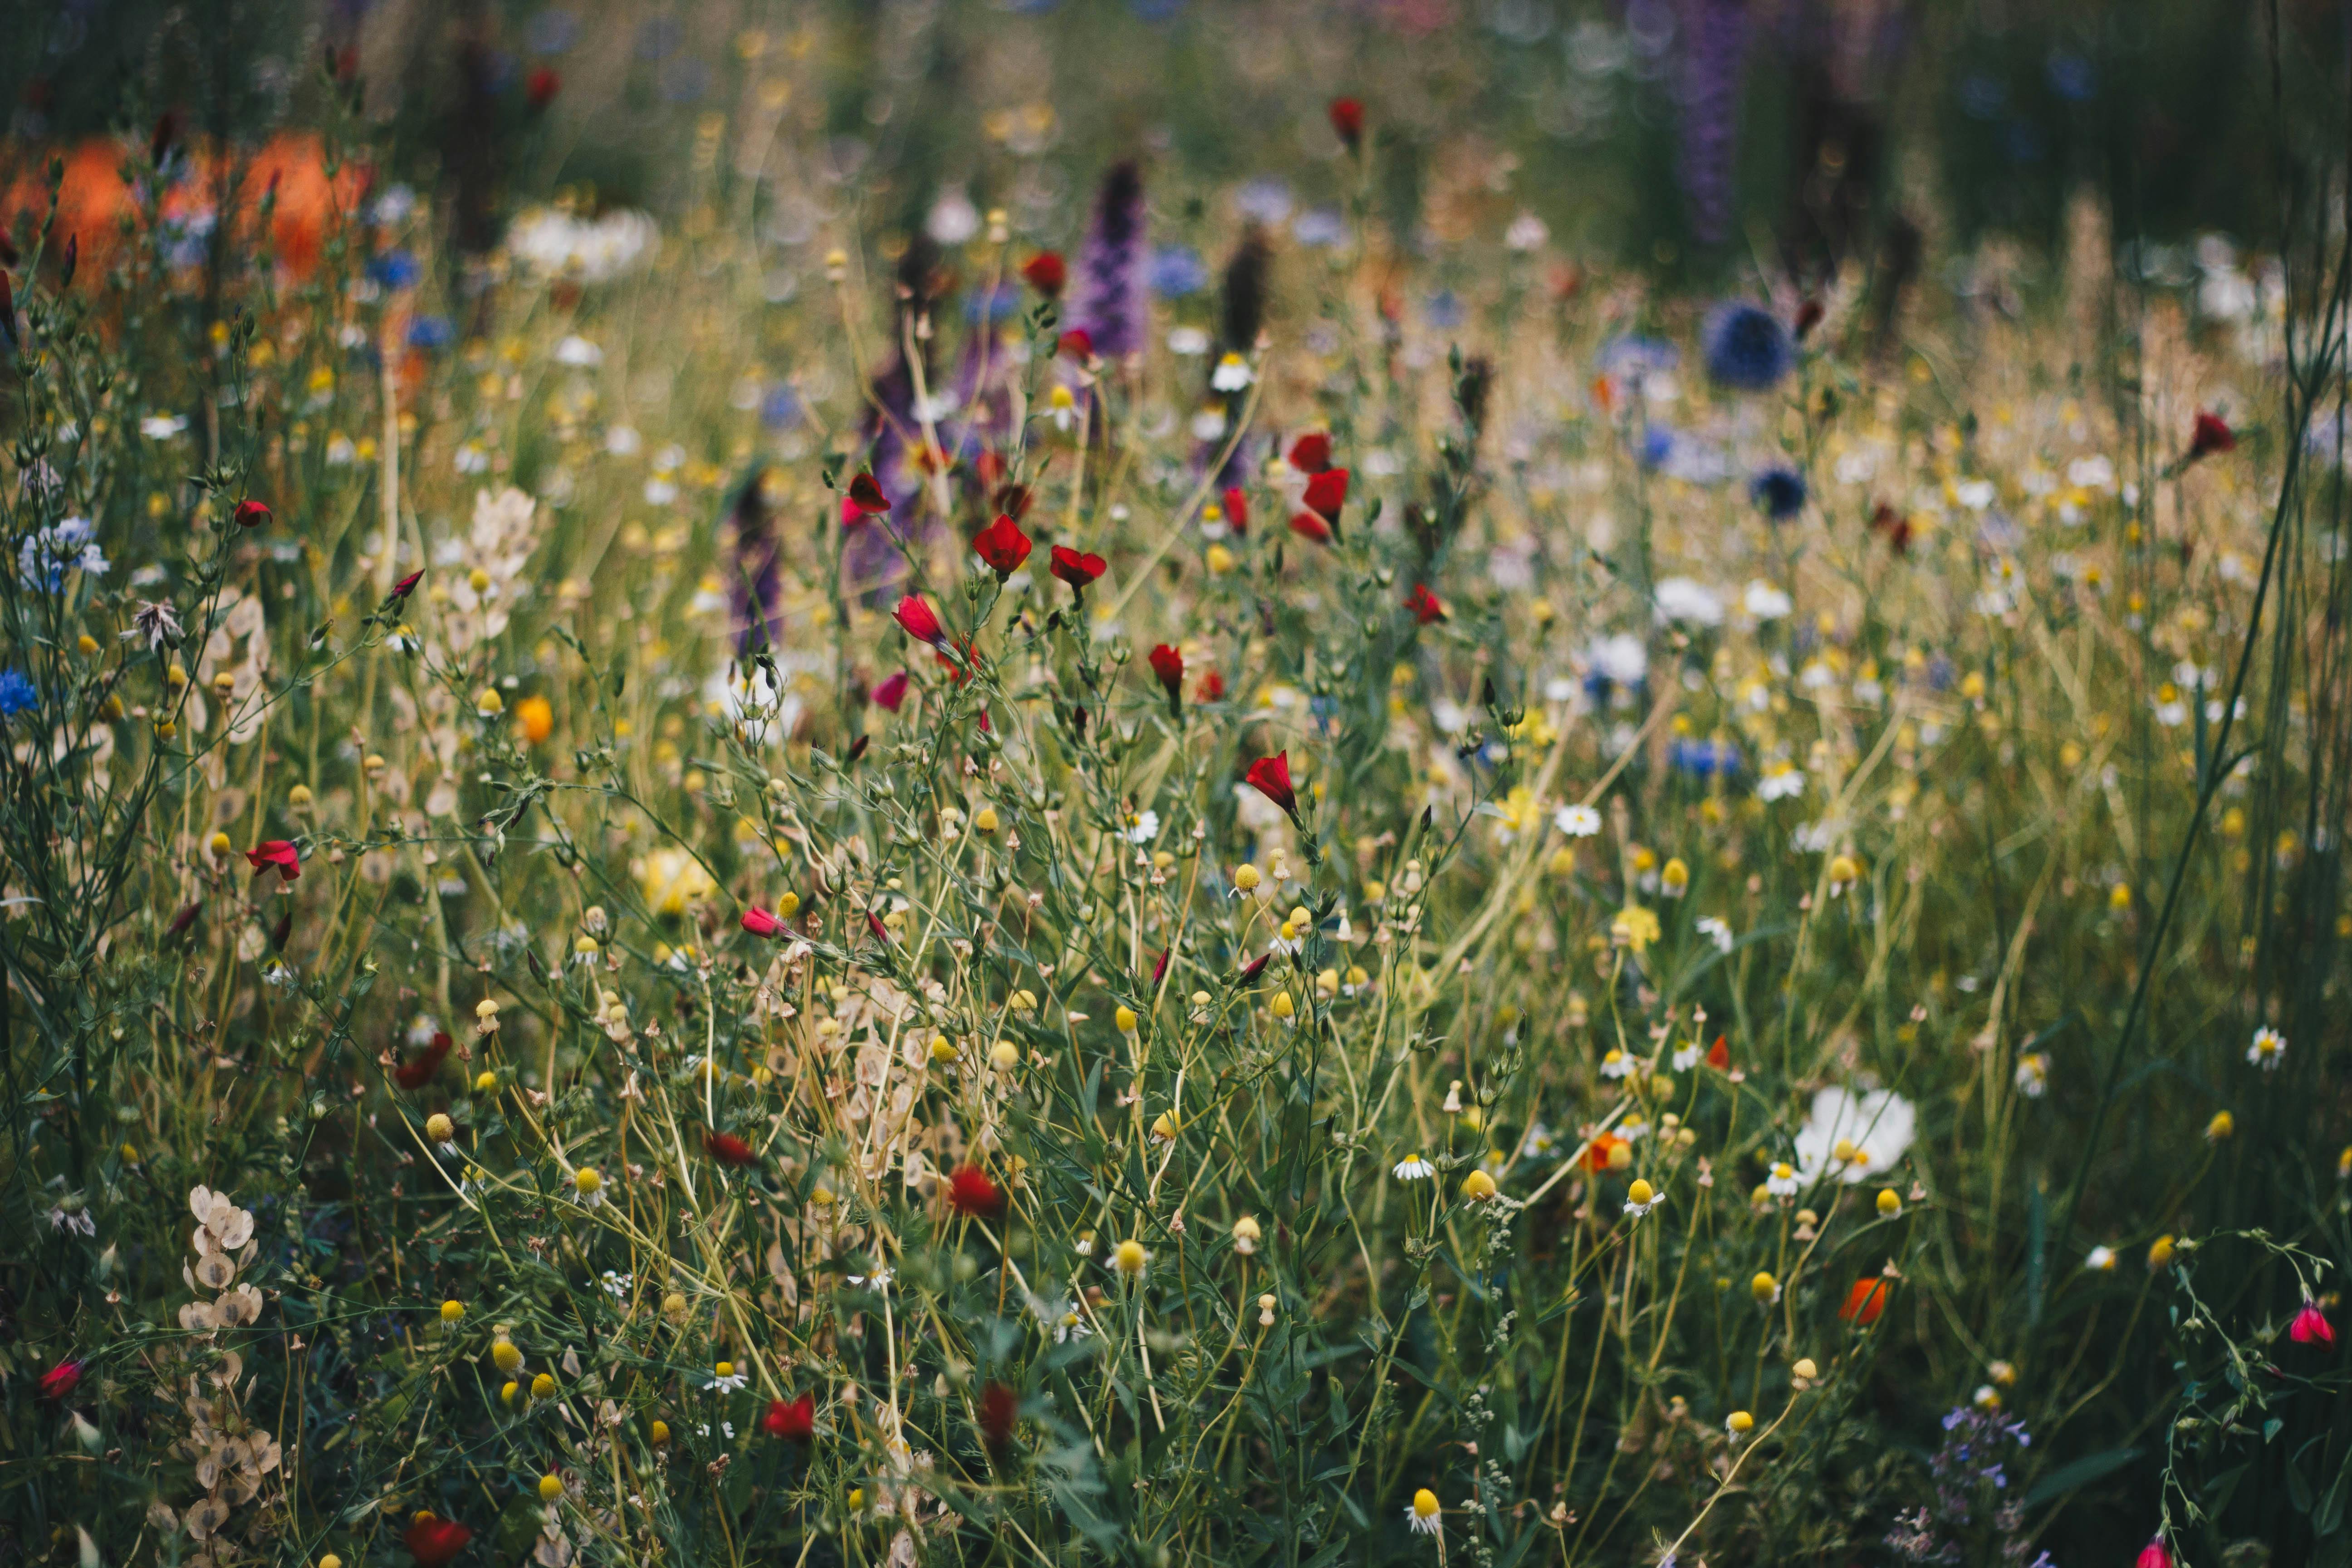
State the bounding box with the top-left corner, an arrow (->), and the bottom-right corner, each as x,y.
741,907 -> 785,939
245,840 -> 301,882
40,1359 -> 83,1400
872,671 -> 910,712
2293,1298 -> 2336,1348
892,594 -> 946,647
2135,1537 -> 2173,1568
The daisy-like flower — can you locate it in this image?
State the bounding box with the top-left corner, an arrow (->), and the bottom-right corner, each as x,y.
1518,1122 -> 1558,1159
706,1361 -> 750,1393
2085,1245 -> 2117,1272
2248,1026 -> 2286,1072
1671,1042 -> 1701,1072
1599,1050 -> 1635,1080
1623,1178 -> 1664,1219
1123,809 -> 1161,845
1764,1162 -> 1801,1198
1555,804 -> 1602,837
1393,1153 -> 1435,1181
601,1271 -> 632,1300
847,1266 -> 894,1291
1696,915 -> 1735,953
1210,353 -> 1254,392
573,1167 -> 606,1207
1044,383 -> 1082,433
1406,1489 -> 1443,1537
47,1203 -> 96,1237
2014,1053 -> 2050,1098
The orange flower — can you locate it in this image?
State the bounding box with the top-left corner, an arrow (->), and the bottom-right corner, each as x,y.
1583,1133 -> 1627,1174
1839,1278 -> 1891,1326
514,695 -> 554,745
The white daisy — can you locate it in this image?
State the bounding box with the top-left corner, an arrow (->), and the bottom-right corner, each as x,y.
1406,1489 -> 1443,1537
1696,916 -> 1735,953
1599,1050 -> 1635,1080
1392,1154 -> 1435,1181
705,1362 -> 749,1393
1211,353 -> 1254,392
1124,809 -> 1161,845
1764,1162 -> 1801,1198
1555,804 -> 1602,838
2014,1053 -> 2049,1098
2085,1245 -> 2117,1272
2248,1026 -> 2286,1071
1671,1044 -> 1701,1072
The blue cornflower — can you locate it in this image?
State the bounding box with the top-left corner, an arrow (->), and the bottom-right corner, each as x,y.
1668,738 -> 1741,779
1700,302 -> 1794,392
1750,465 -> 1807,520
1639,426 -> 1676,470
1146,245 -> 1208,299
18,517 -> 108,590
0,669 -> 34,718
368,249 -> 421,291
407,315 -> 456,350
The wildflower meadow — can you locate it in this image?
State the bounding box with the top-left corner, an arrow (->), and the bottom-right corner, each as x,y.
1,4 -> 2348,1567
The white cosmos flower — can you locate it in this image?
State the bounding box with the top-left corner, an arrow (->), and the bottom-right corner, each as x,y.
1790,1086 -> 1916,1186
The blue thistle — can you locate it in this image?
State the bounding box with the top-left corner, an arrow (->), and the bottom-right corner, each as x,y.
1750,465 -> 1807,520
1675,0 -> 1750,247
1071,161 -> 1149,361
1702,302 -> 1793,391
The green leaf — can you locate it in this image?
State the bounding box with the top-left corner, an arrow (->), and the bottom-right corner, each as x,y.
2022,1446 -> 2141,1508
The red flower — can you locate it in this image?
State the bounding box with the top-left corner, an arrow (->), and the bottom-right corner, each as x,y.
1303,467 -> 1350,524
1405,583 -> 1445,624
403,1513 -> 474,1568
1582,1133 -> 1627,1174
892,594 -> 946,646
741,907 -> 785,939
2136,1539 -> 2174,1568
1151,947 -> 1170,986
2293,1298 -> 2336,1348
872,671 -> 910,712
1050,546 -> 1107,596
865,910 -> 891,944
525,68 -> 561,111
391,569 -> 425,598
233,499 -> 271,529
1237,951 -> 1273,984
2188,410 -> 2236,462
978,1381 -> 1019,1450
1328,97 -> 1365,151
1839,1278 -> 1891,1326
1245,751 -> 1298,819
706,1131 -> 757,1166
946,1165 -> 1003,1219
1220,485 -> 1250,534
1288,432 -> 1333,474
1020,252 -> 1066,296
1196,670 -> 1226,703
1147,644 -> 1185,708
762,1392 -> 816,1441
1705,1035 -> 1730,1070
245,840 -> 301,882
394,1032 -> 453,1090
971,514 -> 1033,578
847,471 -> 892,517
39,1359 -> 83,1401
1288,511 -> 1333,545
1058,328 -> 1094,361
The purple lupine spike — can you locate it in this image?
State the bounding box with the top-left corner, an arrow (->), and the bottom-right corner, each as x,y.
1071,161 -> 1148,362
725,470 -> 784,655
1675,0 -> 1750,247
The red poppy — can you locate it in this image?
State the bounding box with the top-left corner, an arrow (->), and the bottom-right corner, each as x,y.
525,68 -> 561,111
1245,752 -> 1298,819
847,472 -> 892,516
1288,511 -> 1333,545
234,499 -> 271,529
1020,252 -> 1066,296
892,594 -> 946,646
706,1131 -> 758,1166
1049,546 -> 1107,596
1328,97 -> 1365,151
245,840 -> 301,882
403,1513 -> 474,1568
1405,583 -> 1445,624
391,569 -> 425,599
978,1381 -> 1019,1450
1288,433 -> 1333,474
1196,671 -> 1226,702
1058,328 -> 1094,361
1705,1035 -> 1730,1070
2293,1298 -> 2336,1348
741,907 -> 785,939
1220,485 -> 1250,534
1582,1133 -> 1627,1174
971,514 -> 1033,578
1147,644 -> 1184,708
1839,1278 -> 1891,1326
946,1165 -> 1003,1218
39,1359 -> 83,1401
1303,467 -> 1349,524
872,671 -> 910,712
394,1032 -> 453,1090
762,1392 -> 816,1441
2188,410 -> 2236,462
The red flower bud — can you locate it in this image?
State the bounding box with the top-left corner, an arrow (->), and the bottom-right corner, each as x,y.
1838,1278 -> 1890,1326
1405,583 -> 1445,624
39,1359 -> 83,1401
1328,97 -> 1365,150
1245,751 -> 1298,820
1288,433 -> 1333,474
245,840 -> 302,882
1196,671 -> 1226,702
1220,485 -> 1250,535
892,594 -> 946,646
390,569 -> 424,598
847,471 -> 892,516
394,1032 -> 453,1089
1303,467 -> 1349,524
741,906 -> 784,938
706,1131 -> 758,1166
403,1513 -> 474,1568
978,1381 -> 1018,1450
526,67 -> 561,111
2293,1298 -> 2336,1348
234,499 -> 271,529
1058,328 -> 1094,361
1147,643 -> 1184,709
2188,410 -> 2236,462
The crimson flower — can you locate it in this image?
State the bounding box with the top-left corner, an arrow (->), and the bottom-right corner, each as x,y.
763,1392 -> 816,1441
1288,433 -> 1333,474
1288,511 -> 1333,545
1058,328 -> 1094,361
1147,644 -> 1184,711
847,472 -> 892,516
1303,467 -> 1349,524
234,499 -> 272,529
394,1032 -> 453,1090
2293,1298 -> 2336,1348
946,1165 -> 1003,1219
391,569 -> 425,599
706,1131 -> 757,1167
978,1381 -> 1019,1451
971,514 -> 1033,578
872,671 -> 910,712
1196,670 -> 1226,703
1020,252 -> 1066,296
892,594 -> 946,646
1220,485 -> 1250,534
1405,583 -> 1445,624
245,840 -> 301,882
2136,1539 -> 2175,1568
403,1513 -> 474,1568
1151,947 -> 1170,986
1245,752 -> 1298,820
741,907 -> 785,939
865,911 -> 891,944
526,68 -> 561,110
1237,952 -> 1273,984
1838,1278 -> 1891,1326
1328,97 -> 1365,151
1050,546 -> 1107,597
39,1359 -> 83,1401
2188,410 -> 2236,462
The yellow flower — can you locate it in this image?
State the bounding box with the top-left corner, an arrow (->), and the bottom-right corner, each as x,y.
1611,905 -> 1661,954
1876,1189 -> 1902,1217
538,1474 -> 564,1502
515,694 -> 554,745
2206,1110 -> 2235,1142
1792,1357 -> 1818,1382
440,1299 -> 465,1323
635,847 -> 718,916
531,1372 -> 556,1399
1113,1239 -> 1148,1278
1751,1271 -> 1779,1304
1460,1170 -> 1497,1202
425,1112 -> 454,1143
491,1339 -> 523,1373
1726,1410 -> 1754,1435
2147,1235 -> 2176,1269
